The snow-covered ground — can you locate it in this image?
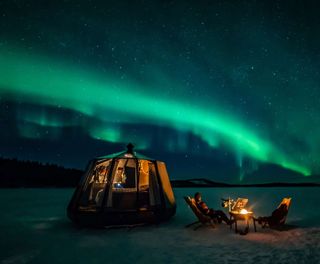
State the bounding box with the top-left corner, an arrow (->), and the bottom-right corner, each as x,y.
1,187 -> 319,264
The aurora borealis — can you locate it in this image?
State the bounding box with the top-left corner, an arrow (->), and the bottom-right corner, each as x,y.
1,1 -> 320,183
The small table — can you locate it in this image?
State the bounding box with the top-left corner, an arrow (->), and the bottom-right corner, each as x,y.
229,210 -> 257,234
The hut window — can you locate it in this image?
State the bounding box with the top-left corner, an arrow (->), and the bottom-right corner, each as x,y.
138,160 -> 150,209
79,159 -> 111,207
139,160 -> 149,191
149,162 -> 161,206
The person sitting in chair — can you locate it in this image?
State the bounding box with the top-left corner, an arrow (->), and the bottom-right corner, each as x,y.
194,192 -> 233,225
257,203 -> 288,227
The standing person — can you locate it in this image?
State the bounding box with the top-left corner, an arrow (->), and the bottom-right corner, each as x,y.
194,192 -> 233,225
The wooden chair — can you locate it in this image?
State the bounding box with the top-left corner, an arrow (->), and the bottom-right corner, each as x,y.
184,196 -> 216,230
254,197 -> 292,229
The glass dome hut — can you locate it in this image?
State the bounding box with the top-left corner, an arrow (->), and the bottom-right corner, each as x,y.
67,144 -> 176,226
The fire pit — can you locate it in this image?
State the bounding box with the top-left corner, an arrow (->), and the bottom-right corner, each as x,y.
222,197 -> 257,234
230,209 -> 256,234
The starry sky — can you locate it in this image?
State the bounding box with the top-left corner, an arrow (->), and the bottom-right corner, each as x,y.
1,0 -> 320,183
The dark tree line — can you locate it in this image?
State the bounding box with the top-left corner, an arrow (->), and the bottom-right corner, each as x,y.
0,158 -> 83,187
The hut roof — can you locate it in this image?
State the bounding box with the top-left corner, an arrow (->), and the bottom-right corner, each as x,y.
96,143 -> 154,161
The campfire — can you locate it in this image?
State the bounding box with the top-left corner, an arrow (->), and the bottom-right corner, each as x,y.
240,208 -> 249,214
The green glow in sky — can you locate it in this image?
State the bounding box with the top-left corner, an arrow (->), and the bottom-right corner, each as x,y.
0,46 -> 310,175
89,126 -> 121,143
17,111 -> 66,128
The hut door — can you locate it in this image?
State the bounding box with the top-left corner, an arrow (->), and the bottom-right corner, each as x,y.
111,159 -> 137,210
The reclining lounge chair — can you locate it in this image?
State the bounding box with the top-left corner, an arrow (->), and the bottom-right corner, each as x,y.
254,197 -> 292,229
184,196 -> 216,230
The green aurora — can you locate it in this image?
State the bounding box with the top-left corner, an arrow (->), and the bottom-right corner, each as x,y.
0,46 -> 310,176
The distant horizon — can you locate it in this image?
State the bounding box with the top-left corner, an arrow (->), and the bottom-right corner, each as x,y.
1,156 -> 319,186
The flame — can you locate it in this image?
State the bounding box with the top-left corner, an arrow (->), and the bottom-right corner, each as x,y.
240,209 -> 248,214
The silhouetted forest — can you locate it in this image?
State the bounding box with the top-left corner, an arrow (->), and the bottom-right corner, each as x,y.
0,158 -> 83,187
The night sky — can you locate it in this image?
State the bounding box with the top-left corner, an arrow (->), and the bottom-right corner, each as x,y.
1,1 -> 320,183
